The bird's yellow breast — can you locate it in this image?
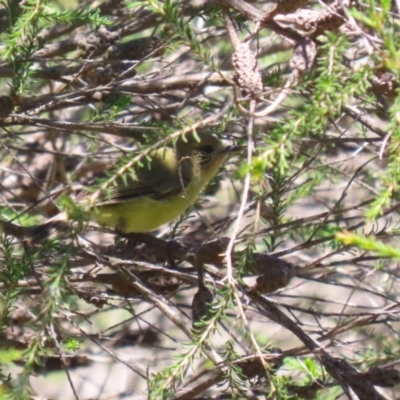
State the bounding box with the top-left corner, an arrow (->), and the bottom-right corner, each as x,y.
90,176 -> 204,233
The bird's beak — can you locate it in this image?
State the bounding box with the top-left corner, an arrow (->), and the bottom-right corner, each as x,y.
222,144 -> 245,154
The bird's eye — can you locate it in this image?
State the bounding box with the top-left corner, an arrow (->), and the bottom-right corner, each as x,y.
199,145 -> 214,154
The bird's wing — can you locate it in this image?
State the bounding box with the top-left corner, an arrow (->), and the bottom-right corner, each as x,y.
95,148 -> 193,206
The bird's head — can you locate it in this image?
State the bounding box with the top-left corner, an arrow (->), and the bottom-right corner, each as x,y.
176,132 -> 242,182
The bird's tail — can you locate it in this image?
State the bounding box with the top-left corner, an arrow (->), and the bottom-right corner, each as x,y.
0,213 -> 69,243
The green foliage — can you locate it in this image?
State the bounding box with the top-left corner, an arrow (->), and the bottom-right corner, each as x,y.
148,0 -> 218,69
92,94 -> 132,122
1,0 -> 109,94
40,6 -> 108,27
1,0 -> 400,398
336,231 -> 400,260
58,195 -> 86,223
62,338 -> 80,352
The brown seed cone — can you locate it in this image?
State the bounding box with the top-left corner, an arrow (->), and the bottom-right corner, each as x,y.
363,367 -> 400,387
236,348 -> 283,378
276,0 -> 309,15
75,288 -> 109,309
195,237 -> 230,267
92,271 -> 182,297
372,71 -> 399,98
232,42 -> 263,97
141,271 -> 182,296
80,61 -> 137,85
313,13 -> 345,36
247,254 -> 295,294
107,36 -> 164,60
192,286 -> 214,327
0,96 -> 14,117
311,0 -> 355,37
289,38 -> 317,75
287,0 -> 354,37
31,355 -> 90,374
77,26 -> 119,57
236,356 -> 266,379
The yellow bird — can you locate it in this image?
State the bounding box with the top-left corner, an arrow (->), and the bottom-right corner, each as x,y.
0,132 -> 240,240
